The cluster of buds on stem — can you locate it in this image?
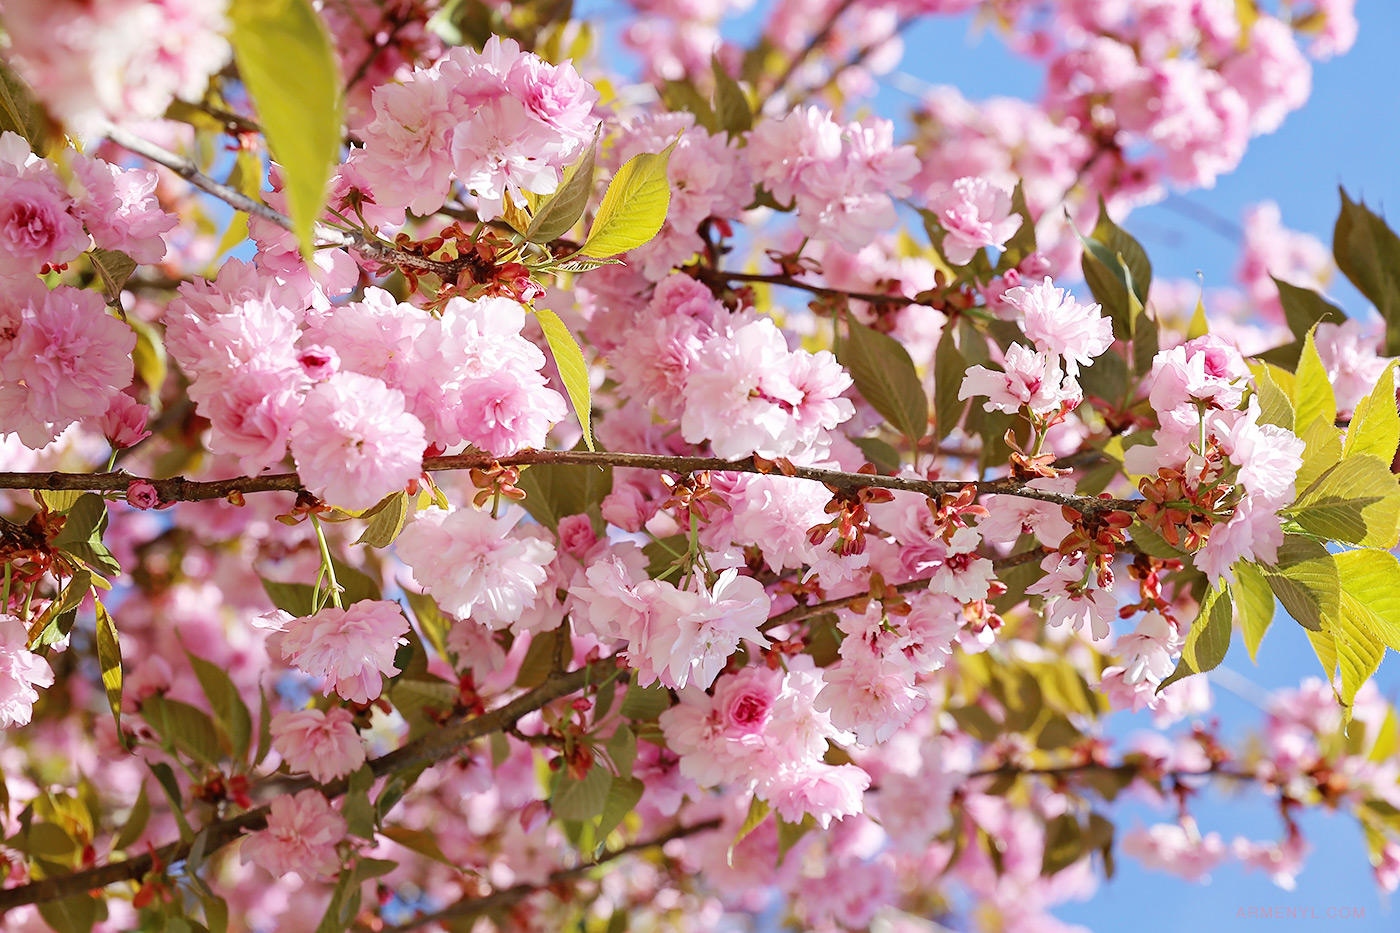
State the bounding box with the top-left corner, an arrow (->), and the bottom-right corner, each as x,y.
809,465 -> 894,556
1136,463 -> 1232,550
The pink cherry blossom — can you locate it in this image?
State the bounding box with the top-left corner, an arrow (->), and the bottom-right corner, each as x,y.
270,707 -> 367,783
1007,276 -> 1114,374
928,176 -> 1022,265
959,343 -> 1079,416
289,372 -> 425,512
396,505 -> 555,630
241,789 -> 346,881
0,614 -> 54,728
277,600 -> 409,704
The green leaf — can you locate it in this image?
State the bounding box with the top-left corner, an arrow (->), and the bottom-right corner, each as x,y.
343,765 -> 376,839
380,826 -> 455,866
1250,364 -> 1295,431
552,762 -> 612,821
1344,360 -> 1400,464
1295,414 -> 1343,495
148,761 -> 194,843
1334,549 -> 1400,651
516,458 -> 612,532
596,775 -> 643,841
1186,292 -> 1209,340
1234,562 -> 1276,663
728,796 -> 771,866
849,435 -> 901,473
776,814 -> 815,864
578,143 -> 676,259
1289,454 -> 1400,546
711,57 -> 752,135
89,249 -> 136,305
1275,278 -> 1346,340
37,893 -> 101,933
533,308 -> 595,450
1334,188 -> 1400,354
261,578 -> 316,616
143,696 -> 225,766
94,600 -> 123,736
127,317 -> 168,401
0,58 -> 51,155
1261,535 -> 1339,633
1292,329 -> 1337,440
839,316 -> 928,446
933,325 -> 968,443
113,783 -> 150,851
515,627 -> 566,689
1041,813 -> 1084,876
994,182 -> 1036,274
605,723 -> 637,782
1078,197 -> 1151,336
1183,583 -> 1233,673
186,650 -> 254,763
355,491 -> 409,548
1330,592 -> 1387,709
619,683 -> 671,721
229,0 -> 344,260
402,589 -> 453,664
525,139 -> 597,243
1132,308 -> 1160,378
658,80 -> 716,132
29,569 -> 91,649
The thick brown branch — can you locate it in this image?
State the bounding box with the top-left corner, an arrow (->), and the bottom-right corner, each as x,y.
0,665 -> 605,913
375,818 -> 722,933
0,449 -> 1140,515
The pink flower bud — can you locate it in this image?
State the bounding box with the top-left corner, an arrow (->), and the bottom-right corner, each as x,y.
126,479 -> 159,510
97,394 -> 151,449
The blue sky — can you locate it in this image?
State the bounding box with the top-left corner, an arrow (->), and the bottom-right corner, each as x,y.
575,1 -> 1400,926
886,4 -> 1400,930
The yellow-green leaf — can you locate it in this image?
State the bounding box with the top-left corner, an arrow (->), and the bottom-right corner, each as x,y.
1294,414 -> 1343,494
729,795 -> 771,866
1250,364 -> 1294,431
525,140 -> 597,244
89,249 -> 136,305
1334,548 -> 1400,651
1234,562 -> 1275,662
355,491 -> 409,548
1344,360 -> 1400,463
1289,454 -> 1400,544
95,601 -> 123,735
229,0 -> 344,260
1187,292 -> 1209,339
1331,592 -> 1387,709
533,308 -> 594,450
578,142 -> 676,259
1292,328 -> 1337,439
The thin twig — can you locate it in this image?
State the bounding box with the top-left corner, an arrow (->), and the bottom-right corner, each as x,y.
99,125 -> 476,280
375,818 -> 722,933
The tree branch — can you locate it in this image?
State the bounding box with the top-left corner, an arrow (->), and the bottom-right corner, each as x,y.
0,664 -> 607,913
0,449 -> 1141,516
99,125 -> 477,280
695,265 -> 941,312
374,818 -> 722,933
